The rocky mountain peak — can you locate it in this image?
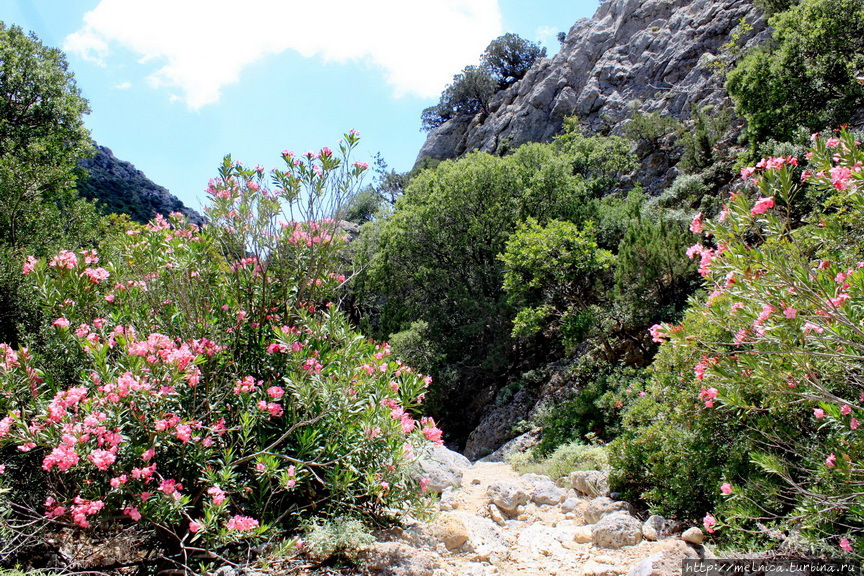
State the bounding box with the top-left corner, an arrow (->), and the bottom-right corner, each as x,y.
417,0 -> 767,168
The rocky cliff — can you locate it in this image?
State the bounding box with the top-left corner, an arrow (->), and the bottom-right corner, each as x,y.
418,0 -> 767,179
77,145 -> 205,227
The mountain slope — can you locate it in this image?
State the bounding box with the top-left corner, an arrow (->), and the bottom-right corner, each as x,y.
77,145 -> 204,226
418,0 -> 767,171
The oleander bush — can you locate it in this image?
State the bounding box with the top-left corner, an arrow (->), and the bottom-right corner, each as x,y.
0,132 -> 441,565
612,129 -> 864,558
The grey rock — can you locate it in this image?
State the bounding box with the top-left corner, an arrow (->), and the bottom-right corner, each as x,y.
486,480 -> 530,513
583,496 -> 635,524
591,510 -> 643,549
627,539 -> 714,576
464,388 -> 534,461
521,473 -> 565,505
438,487 -> 460,511
363,541 -> 440,576
417,445 -> 471,494
79,145 -> 205,226
561,497 -> 581,513
642,514 -> 667,541
476,428 -> 540,463
417,0 -> 769,196
570,470 -> 610,497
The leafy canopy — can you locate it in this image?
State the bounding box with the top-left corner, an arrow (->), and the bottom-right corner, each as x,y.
726,0 -> 864,143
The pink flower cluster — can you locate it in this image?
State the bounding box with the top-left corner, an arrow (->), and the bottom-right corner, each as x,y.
226,514 -> 259,531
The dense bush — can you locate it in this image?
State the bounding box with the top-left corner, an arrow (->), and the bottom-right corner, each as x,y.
726,0 -> 864,144
0,133 -> 440,565
354,127 -> 635,440
612,129 -> 864,557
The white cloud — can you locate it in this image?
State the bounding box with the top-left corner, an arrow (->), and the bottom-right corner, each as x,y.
64,0 -> 502,110
113,81 -> 132,90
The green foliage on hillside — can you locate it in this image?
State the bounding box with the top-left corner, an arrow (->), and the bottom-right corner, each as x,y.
726,0 -> 864,143
612,133 -> 864,557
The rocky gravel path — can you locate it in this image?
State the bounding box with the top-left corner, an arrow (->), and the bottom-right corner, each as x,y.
364,448 -> 715,576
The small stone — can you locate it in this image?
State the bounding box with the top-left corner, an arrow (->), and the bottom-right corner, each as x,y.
561,497 -> 581,513
583,496 -> 634,524
642,514 -> 667,541
438,488 -> 461,512
429,512 -> 470,550
570,470 -> 610,497
472,478 -> 482,485
486,481 -> 529,513
681,527 -> 704,545
573,526 -> 593,543
489,504 -> 507,527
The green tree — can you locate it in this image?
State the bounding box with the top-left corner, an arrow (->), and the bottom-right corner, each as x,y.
500,218 -> 612,348
354,128 -> 635,439
421,33 -> 545,131
726,0 -> 864,144
421,64 -> 496,131
0,22 -> 94,247
0,23 -> 103,345
481,33 -> 546,90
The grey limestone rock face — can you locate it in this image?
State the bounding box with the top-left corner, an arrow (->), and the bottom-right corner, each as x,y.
417,0 -> 767,194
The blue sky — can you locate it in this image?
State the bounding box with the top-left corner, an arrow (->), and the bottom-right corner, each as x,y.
1,0 -> 599,212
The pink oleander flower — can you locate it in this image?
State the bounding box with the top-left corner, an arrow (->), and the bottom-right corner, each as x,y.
783,307 -> 797,319
52,317 -> 70,328
830,166 -> 852,191
741,166 -> 756,180
689,212 -> 703,234
814,408 -> 825,419
88,449 -> 116,471
22,256 -> 38,275
840,538 -> 853,552
751,196 -> 775,215
721,483 -> 732,495
226,514 -> 259,531
141,448 -> 155,462
851,418 -> 859,430
420,477 -> 431,493
703,513 -> 716,534
158,479 -> 182,495
267,402 -> 283,417
123,507 -> 142,521
189,519 -> 203,533
648,324 -> 667,343
803,322 -> 824,334
267,386 -> 284,399
208,485 -> 226,505
82,267 -> 110,283
841,404 -> 852,416
826,453 -> 837,467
